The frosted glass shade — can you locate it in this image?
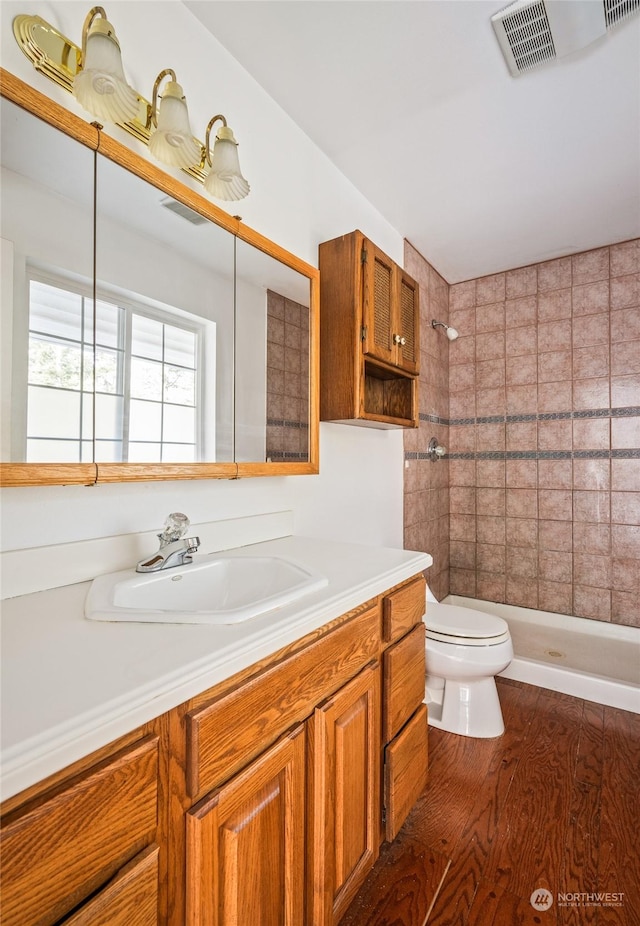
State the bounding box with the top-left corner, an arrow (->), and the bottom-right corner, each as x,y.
73,21 -> 138,124
204,128 -> 250,202
149,82 -> 201,170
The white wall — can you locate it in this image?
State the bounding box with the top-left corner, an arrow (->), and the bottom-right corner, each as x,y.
0,0 -> 405,554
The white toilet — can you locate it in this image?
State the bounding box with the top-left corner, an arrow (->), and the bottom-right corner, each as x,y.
424,584 -> 513,738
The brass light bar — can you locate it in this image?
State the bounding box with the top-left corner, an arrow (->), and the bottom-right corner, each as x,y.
13,13 -> 210,182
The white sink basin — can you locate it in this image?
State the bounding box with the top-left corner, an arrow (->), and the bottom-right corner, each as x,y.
85,554 -> 328,625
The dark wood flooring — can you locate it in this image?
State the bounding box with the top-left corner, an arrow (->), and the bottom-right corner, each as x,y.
341,678 -> 640,926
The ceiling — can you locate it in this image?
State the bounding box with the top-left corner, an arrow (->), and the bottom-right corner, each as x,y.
185,1 -> 640,283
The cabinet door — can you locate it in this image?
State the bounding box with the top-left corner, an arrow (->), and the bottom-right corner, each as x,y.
186,725 -> 305,926
308,661 -> 381,926
397,269 -> 420,374
362,241 -> 419,375
361,241 -> 397,367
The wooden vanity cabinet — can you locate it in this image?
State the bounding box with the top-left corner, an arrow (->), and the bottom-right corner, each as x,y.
0,730 -> 161,926
319,230 -> 419,428
1,573 -> 428,926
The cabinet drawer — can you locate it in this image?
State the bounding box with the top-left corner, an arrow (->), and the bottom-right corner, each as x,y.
187,605 -> 380,800
0,735 -> 158,926
382,576 -> 425,643
384,704 -> 428,842
60,845 -> 159,926
382,623 -> 425,744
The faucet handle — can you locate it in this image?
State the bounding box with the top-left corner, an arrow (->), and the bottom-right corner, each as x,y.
159,512 -> 190,545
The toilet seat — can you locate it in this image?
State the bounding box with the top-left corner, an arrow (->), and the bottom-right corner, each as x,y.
425,603 -> 510,646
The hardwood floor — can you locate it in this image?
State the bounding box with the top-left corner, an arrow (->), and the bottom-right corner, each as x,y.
340,678 -> 640,926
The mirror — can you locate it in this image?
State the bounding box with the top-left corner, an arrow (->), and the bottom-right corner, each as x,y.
235,238 -> 311,464
0,71 -> 319,485
94,153 -> 235,464
1,95 -> 95,467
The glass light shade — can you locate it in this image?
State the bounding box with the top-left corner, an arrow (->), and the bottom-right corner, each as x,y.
204,127 -> 250,202
148,81 -> 201,170
73,19 -> 138,125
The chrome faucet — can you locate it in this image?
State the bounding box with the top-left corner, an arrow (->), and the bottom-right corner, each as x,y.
136,512 -> 200,573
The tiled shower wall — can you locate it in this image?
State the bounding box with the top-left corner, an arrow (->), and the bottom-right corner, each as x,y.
403,242 -> 450,601
266,291 -> 309,462
447,239 -> 640,627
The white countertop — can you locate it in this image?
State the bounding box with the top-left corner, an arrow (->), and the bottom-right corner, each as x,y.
1,535 -> 430,801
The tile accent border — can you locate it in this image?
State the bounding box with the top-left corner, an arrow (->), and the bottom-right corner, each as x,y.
409,406 -> 639,460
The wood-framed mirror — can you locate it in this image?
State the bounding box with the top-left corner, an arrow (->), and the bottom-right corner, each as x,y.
0,69 -> 319,486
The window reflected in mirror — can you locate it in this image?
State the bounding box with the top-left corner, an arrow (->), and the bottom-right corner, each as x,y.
94,153 -> 235,463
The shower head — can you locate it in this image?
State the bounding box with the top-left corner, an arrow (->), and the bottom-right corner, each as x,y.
431,319 -> 459,341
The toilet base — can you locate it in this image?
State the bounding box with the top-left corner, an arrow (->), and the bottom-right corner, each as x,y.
425,676 -> 505,738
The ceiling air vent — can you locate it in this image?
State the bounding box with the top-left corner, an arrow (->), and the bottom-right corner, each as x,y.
604,0 -> 640,28
492,0 -> 618,76
159,196 -> 208,226
492,0 -> 556,76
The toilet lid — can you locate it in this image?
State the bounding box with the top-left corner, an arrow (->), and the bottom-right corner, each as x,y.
425,603 -> 510,646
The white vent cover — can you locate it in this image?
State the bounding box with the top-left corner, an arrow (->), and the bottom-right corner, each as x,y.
492,0 -> 639,76
604,0 -> 640,27
160,196 -> 208,225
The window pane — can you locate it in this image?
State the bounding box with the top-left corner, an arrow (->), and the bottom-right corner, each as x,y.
83,346 -> 95,392
131,357 -> 162,400
27,386 -> 81,438
95,346 -> 121,394
132,315 -> 163,361
128,442 -> 161,462
162,443 -> 196,463
27,439 -> 79,462
81,440 -> 94,462
165,326 -> 196,368
30,281 -> 83,342
29,338 -> 82,390
164,366 -> 195,405
95,300 -> 122,349
94,440 -> 123,462
82,392 -> 94,433
129,398 -> 162,441
95,393 -> 123,440
163,404 -> 195,444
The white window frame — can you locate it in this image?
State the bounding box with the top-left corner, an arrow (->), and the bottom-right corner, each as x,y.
25,267 -> 210,463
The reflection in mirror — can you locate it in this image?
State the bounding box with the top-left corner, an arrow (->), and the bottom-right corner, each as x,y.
94,154 -> 235,463
235,238 -> 311,464
0,97 -> 95,463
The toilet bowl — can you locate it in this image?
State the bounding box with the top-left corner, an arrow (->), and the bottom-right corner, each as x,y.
424,584 -> 513,738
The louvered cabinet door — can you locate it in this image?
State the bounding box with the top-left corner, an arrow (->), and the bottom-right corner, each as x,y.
397,269 -> 420,374
362,241 -> 397,367
186,725 -> 306,926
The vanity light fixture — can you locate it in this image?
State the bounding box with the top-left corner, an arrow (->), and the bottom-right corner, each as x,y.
431,319 -> 459,341
203,115 -> 250,202
13,8 -> 251,202
148,69 -> 201,171
72,6 -> 138,125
